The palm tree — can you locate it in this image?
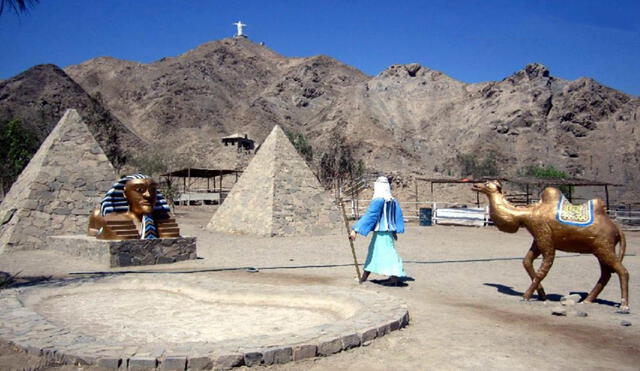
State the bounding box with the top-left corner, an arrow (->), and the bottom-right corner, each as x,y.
0,0 -> 39,15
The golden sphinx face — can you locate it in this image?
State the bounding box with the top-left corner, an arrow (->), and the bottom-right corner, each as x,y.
124,178 -> 157,216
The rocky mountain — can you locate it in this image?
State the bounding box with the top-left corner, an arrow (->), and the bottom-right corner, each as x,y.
322,62 -> 640,200
63,37 -> 640,201
0,64 -> 145,171
4,37 -> 638,202
64,38 -> 369,170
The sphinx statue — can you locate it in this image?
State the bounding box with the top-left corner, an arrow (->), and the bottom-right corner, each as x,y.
88,174 -> 180,240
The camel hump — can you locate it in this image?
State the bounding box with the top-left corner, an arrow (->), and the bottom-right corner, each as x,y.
540,187 -> 562,203
591,198 -> 607,214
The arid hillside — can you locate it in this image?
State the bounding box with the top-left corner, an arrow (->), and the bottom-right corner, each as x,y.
65,38 -> 640,201
2,37 -> 638,202
64,38 -> 369,170
0,64 -> 144,171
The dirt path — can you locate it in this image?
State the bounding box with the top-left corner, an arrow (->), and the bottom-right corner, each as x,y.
0,206 -> 638,370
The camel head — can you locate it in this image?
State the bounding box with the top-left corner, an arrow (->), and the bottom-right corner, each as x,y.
471,180 -> 503,195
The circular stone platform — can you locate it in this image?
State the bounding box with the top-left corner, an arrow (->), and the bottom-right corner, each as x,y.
0,274 -> 409,369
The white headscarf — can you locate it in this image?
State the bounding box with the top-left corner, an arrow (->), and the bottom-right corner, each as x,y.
372,176 -> 393,200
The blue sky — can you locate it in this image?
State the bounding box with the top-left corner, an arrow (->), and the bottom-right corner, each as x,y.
1,0 -> 639,95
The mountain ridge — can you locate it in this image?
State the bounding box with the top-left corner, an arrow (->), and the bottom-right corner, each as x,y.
1,37 -> 637,202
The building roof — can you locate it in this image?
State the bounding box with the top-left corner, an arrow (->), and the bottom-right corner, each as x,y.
221,133 -> 251,140
416,176 -> 622,187
161,168 -> 242,178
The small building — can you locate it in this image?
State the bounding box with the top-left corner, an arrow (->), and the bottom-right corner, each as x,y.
221,133 -> 255,151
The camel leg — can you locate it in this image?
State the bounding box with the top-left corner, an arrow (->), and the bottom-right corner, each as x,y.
611,260 -> 630,311
523,246 -> 555,300
586,247 -> 629,311
522,242 -> 547,300
583,259 -> 612,304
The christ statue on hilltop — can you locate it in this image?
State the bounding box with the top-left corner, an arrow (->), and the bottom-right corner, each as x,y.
233,21 -> 247,38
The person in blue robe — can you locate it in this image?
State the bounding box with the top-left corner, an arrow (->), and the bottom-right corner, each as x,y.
349,176 -> 407,284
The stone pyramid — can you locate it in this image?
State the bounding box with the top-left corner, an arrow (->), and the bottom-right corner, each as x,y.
207,125 -> 343,237
0,109 -> 116,253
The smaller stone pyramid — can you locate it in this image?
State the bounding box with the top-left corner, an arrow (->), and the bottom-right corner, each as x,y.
0,109 -> 116,253
207,125 -> 343,237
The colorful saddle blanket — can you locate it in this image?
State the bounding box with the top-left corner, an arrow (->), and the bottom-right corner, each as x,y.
556,195 -> 594,227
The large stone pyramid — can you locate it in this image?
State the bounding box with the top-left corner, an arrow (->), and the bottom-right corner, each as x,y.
0,109 -> 116,253
207,125 -> 343,236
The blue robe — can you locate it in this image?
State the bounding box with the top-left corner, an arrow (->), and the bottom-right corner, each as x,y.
352,198 -> 407,277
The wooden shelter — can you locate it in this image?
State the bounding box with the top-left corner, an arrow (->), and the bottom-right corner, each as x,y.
416,176 -> 622,210
161,168 -> 242,205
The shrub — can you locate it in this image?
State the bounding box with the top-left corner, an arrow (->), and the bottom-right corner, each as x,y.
456,151 -> 499,178
0,118 -> 38,195
284,129 -> 313,163
518,165 -> 573,196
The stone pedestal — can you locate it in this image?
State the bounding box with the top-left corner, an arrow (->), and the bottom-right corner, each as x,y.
47,235 -> 197,267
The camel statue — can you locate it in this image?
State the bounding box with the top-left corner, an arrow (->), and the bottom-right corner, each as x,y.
472,180 -> 629,312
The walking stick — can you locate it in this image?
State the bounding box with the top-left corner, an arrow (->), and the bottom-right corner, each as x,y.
339,198 -> 362,282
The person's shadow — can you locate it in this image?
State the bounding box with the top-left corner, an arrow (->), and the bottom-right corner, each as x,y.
370,276 -> 414,287
483,283 -> 620,307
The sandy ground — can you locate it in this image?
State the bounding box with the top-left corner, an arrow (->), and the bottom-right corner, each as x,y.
1,205 -> 639,370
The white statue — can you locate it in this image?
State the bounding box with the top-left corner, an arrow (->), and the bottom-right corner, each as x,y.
233,21 -> 247,37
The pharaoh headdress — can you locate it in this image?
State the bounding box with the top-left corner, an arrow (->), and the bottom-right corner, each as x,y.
100,174 -> 170,216
99,174 -> 170,239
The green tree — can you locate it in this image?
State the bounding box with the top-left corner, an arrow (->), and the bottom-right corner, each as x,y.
0,118 -> 38,195
317,132 -> 364,188
284,128 -> 313,163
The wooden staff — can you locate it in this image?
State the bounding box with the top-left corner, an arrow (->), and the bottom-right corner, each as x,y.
339,198 -> 362,282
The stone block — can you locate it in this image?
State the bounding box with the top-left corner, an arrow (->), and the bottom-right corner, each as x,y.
318,337 -> 343,356
160,356 -> 186,370
187,356 -> 212,370
400,311 -> 410,327
359,327 -> 378,343
341,333 -> 361,350
22,200 -> 38,210
292,344 -> 316,361
262,346 -> 292,365
243,351 -> 262,366
97,357 -> 121,369
211,353 -> 242,369
389,319 -> 401,331
47,235 -> 197,267
128,356 -> 157,370
377,324 -> 390,337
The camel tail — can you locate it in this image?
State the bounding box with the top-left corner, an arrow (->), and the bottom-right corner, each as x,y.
615,223 -> 627,262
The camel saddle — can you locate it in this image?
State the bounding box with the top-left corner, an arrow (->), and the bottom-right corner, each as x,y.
556,195 -> 595,227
